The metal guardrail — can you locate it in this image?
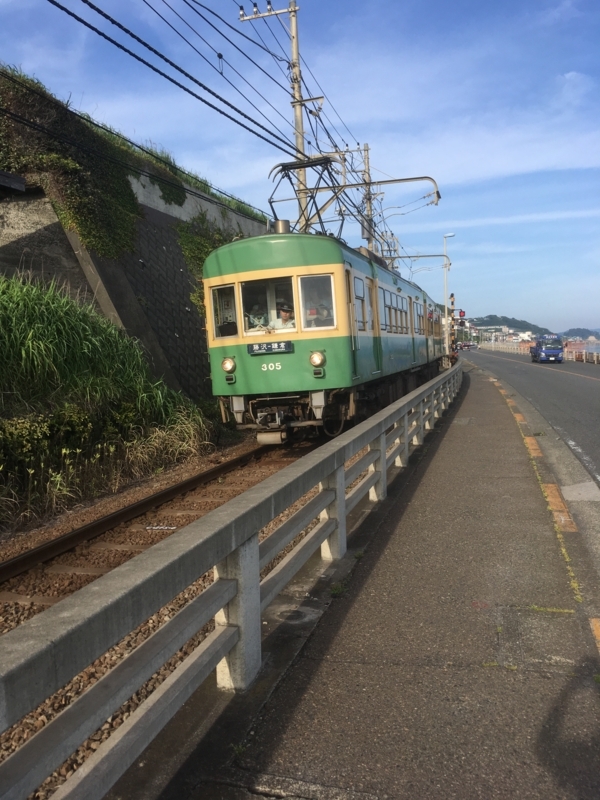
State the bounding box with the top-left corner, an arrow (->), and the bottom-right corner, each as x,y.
0,363 -> 463,800
479,343 -> 600,364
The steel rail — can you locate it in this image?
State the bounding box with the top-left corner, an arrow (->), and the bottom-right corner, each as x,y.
0,446 -> 272,585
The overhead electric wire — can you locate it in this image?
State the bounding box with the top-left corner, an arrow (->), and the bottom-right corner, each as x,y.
228,0 -> 366,192
0,67 -> 268,215
142,0 -> 296,146
299,60 -> 359,148
273,7 -> 359,149
76,0 -> 297,149
258,17 -> 292,80
184,0 -> 289,92
267,12 -> 357,154
226,1 -> 290,84
44,0 -> 298,157
0,104 -> 269,219
194,0 -> 288,62
265,13 -> 292,60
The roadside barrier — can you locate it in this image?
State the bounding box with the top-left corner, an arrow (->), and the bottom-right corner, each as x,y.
0,363 -> 462,800
479,343 -> 600,364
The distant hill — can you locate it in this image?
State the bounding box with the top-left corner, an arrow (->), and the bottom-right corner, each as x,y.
469,315 -> 552,335
562,328 -> 599,339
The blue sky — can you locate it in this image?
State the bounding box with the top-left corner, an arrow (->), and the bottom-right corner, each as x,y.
2,0 -> 599,331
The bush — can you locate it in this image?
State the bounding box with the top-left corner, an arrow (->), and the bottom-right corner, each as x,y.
0,276 -> 211,529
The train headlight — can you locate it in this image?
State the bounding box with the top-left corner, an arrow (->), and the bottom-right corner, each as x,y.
221,357 -> 236,373
309,351 -> 326,367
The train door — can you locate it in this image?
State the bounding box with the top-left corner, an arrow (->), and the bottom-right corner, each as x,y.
345,267 -> 359,377
426,305 -> 434,362
365,277 -> 381,374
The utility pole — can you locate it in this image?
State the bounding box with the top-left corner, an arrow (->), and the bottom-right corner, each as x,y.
363,143 -> 374,251
450,293 -> 456,353
240,2 -> 310,230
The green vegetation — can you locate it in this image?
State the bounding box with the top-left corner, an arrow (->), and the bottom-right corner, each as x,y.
469,315 -> 552,335
562,327 -> 599,339
177,211 -> 240,316
0,66 -> 265,260
0,276 -> 211,529
330,579 -> 349,598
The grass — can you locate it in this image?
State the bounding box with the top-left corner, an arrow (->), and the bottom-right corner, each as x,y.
330,580 -> 349,598
0,276 -> 212,529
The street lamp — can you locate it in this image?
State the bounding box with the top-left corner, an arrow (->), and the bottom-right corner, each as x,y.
443,233 -> 455,353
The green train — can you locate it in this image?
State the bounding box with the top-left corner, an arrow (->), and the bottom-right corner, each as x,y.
203,231 -> 445,443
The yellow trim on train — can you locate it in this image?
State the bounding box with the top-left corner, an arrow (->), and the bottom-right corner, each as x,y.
204,262 -> 352,345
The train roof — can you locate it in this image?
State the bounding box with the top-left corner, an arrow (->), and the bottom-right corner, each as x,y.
203,232 -> 440,306
203,233 -> 346,279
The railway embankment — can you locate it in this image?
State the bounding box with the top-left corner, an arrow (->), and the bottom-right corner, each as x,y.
107,359 -> 600,800
0,366 -> 462,799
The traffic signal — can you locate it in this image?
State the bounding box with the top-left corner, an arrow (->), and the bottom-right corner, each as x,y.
460,320 -> 465,327
459,310 -> 466,318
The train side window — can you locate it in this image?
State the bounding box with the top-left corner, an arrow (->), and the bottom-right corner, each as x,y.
399,296 -> 408,333
300,275 -> 335,329
354,277 -> 365,331
427,307 -> 434,336
414,302 -> 425,334
212,285 -> 238,337
378,287 -> 387,331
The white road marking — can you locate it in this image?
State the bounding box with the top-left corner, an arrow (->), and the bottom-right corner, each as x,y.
553,426 -> 600,485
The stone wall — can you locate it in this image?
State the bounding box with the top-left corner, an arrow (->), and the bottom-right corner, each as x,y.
0,179 -> 268,401
0,190 -> 100,307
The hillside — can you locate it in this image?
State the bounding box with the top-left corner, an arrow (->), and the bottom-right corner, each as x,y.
469,315 -> 552,336
562,328 -> 599,339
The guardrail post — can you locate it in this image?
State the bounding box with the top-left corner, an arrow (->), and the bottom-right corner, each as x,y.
412,402 -> 424,447
320,465 -> 347,561
215,533 -> 261,691
369,432 -> 388,501
424,391 -> 433,430
393,414 -> 409,467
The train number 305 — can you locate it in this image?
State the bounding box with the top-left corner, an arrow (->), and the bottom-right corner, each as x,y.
261,362 -> 282,371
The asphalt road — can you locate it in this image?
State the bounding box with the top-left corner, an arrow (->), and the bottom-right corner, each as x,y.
466,348 -> 600,485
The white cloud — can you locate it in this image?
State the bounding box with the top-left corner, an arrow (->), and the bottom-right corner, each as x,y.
401,208 -> 600,235
539,0 -> 582,26
555,71 -> 595,108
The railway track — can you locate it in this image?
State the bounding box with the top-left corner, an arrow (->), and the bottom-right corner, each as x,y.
0,439 -> 322,796
0,442 -> 313,633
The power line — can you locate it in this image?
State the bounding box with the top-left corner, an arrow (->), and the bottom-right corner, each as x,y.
143,0 -> 295,146
299,56 -> 360,149
0,67 -> 268,216
267,12 -> 293,60
226,0 -> 290,83
195,0 -> 288,63
44,0 -> 297,157
77,0 -> 296,150
184,0 -> 289,91
0,103 -> 269,219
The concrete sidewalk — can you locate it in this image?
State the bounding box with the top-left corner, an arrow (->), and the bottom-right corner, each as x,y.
110,365 -> 600,800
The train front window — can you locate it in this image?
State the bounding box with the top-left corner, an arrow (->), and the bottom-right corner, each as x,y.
300,275 -> 335,329
212,285 -> 238,338
241,277 -> 296,332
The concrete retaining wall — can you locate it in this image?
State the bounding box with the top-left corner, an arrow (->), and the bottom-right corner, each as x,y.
0,179 -> 268,400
